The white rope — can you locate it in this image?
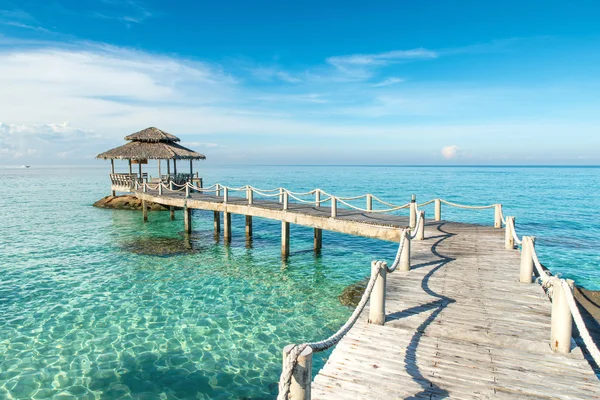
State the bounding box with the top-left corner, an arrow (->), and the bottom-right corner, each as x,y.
508,218 -> 523,245
386,230 -> 409,273
287,192 -> 319,204
371,195 -> 410,209
439,199 -> 497,210
418,199 -> 436,207
559,279 -> 600,365
408,210 -> 423,240
277,262 -> 382,400
531,247 -> 552,286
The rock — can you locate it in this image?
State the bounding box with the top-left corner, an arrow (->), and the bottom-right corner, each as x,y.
93,195 -> 169,211
339,278 -> 368,307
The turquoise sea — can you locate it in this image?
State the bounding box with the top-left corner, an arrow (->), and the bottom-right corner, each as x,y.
1,165 -> 599,399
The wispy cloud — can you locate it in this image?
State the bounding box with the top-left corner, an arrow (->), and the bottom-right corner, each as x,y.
372,77 -> 405,87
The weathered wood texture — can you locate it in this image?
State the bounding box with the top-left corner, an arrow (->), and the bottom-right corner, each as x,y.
312,222 -> 600,399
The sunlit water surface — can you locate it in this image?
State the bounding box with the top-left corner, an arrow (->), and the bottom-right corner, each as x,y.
1,165 -> 599,399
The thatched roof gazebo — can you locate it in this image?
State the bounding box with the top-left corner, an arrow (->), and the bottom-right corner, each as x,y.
97,127 -> 206,195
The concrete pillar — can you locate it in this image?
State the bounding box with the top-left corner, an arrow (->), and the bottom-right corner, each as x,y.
184,207 -> 192,234
223,212 -> 231,243
283,191 -> 289,210
366,194 -> 373,211
409,194 -> 416,229
520,236 -> 536,283
416,211 -> 425,240
214,211 -> 220,235
142,200 -> 148,222
315,189 -> 321,207
245,215 -> 252,241
368,261 -> 386,325
551,278 -> 574,354
314,228 -> 322,253
400,231 -> 411,272
331,197 -> 337,218
505,216 -> 515,250
494,204 -> 503,229
281,221 -> 290,258
434,199 -> 441,221
282,344 -> 313,400
170,206 -> 175,220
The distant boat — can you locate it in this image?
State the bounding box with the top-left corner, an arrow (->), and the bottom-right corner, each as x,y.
22,165 -> 30,168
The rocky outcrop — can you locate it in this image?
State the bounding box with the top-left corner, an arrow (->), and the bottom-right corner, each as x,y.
93,195 -> 169,211
339,278 -> 368,307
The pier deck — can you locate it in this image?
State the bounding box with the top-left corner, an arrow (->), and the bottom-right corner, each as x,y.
312,222 -> 599,399
132,186 -> 600,399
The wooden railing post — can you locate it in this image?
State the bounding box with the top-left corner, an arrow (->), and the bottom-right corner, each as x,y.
143,182 -> 147,193
505,216 -> 515,250
368,261 -> 386,325
279,188 -> 284,203
331,197 -> 337,218
169,181 -> 174,191
185,183 -> 190,198
315,189 -> 321,207
366,194 -> 373,211
247,187 -> 253,205
551,278 -> 574,354
400,231 -> 411,272
283,191 -> 289,210
409,194 -> 417,229
158,183 -> 163,195
494,204 -> 503,229
416,211 -> 425,240
282,345 -> 313,400
520,236 -> 535,283
434,199 -> 441,221
223,187 -> 229,204
216,183 -> 221,197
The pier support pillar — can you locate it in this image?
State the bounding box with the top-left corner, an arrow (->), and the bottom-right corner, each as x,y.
494,204 -> 503,229
520,236 -> 536,283
434,199 -> 441,221
551,278 -> 574,354
184,207 -> 192,234
314,228 -> 322,253
213,211 -> 220,236
245,215 -> 253,241
142,200 -> 148,222
170,206 -> 175,220
505,216 -> 515,250
223,212 -> 231,243
369,261 -> 386,325
282,221 -> 290,258
409,195 -> 417,229
400,232 -> 411,272
282,344 -> 313,400
416,211 -> 425,240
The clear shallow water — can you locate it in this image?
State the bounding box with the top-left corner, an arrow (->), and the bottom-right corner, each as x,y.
0,165 -> 599,399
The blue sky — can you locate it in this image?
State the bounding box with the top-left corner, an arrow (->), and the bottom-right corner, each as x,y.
0,1 -> 599,165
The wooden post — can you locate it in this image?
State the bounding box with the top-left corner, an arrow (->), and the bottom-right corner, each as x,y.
366,194 -> 373,211
279,188 -> 284,203
434,199 -> 441,221
224,212 -> 231,243
110,159 -> 116,196
158,182 -> 163,195
400,231 -> 411,272
282,344 -> 313,400
129,159 -> 133,176
142,200 -> 148,222
166,159 -> 170,177
223,187 -> 229,203
138,161 -> 143,184
282,221 -> 290,258
416,211 -> 425,240
169,181 -> 173,191
158,159 -> 161,180
283,191 -> 289,210
214,211 -> 220,235
216,183 -> 221,197
495,204 -> 503,229
331,197 -> 337,218
314,228 -> 322,253
173,159 -> 177,175
368,261 -> 386,325
189,159 -> 193,177
170,206 -> 175,220
409,194 -> 416,229
246,215 -> 252,241
505,216 -> 515,250
185,184 -> 190,198
520,236 -> 535,283
184,207 -> 192,234
315,189 -> 321,207
551,278 -> 574,354
247,187 -> 253,205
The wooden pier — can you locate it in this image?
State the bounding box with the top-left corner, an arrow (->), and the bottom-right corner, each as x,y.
128,182 -> 599,399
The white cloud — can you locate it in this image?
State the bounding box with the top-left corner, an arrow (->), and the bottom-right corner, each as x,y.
372,77 -> 405,87
441,145 -> 460,159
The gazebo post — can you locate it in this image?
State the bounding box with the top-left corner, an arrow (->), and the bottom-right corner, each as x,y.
138,161 -> 143,183
110,160 -> 115,196
189,159 -> 193,181
128,159 -> 132,176
158,160 -> 161,181
174,159 -> 177,176
167,159 -> 171,178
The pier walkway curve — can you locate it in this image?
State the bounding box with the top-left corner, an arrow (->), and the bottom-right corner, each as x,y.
129,182 -> 600,399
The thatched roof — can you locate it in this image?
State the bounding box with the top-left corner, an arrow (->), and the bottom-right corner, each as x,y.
97,139 -> 206,160
124,127 -> 180,143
